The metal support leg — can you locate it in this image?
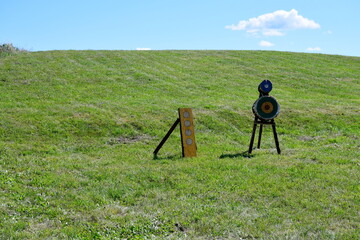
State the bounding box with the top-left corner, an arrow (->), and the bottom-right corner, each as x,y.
257,124 -> 263,149
248,119 -> 257,154
153,118 -> 180,157
271,121 -> 281,154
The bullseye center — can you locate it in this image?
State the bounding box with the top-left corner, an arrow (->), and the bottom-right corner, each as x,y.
261,101 -> 274,113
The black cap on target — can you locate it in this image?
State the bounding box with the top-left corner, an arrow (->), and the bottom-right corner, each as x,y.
258,80 -> 272,94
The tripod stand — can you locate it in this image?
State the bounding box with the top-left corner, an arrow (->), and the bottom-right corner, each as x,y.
248,116 -> 280,154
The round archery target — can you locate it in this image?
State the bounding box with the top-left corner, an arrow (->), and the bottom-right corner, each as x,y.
261,101 -> 274,113
252,96 -> 280,120
258,80 -> 272,94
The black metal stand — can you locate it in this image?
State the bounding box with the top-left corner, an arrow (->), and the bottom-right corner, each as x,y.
248,117 -> 281,154
153,118 -> 180,157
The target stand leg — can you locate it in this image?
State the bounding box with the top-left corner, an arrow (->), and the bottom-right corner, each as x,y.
271,120 -> 281,154
257,124 -> 263,149
153,118 -> 180,157
248,118 -> 258,154
248,118 -> 281,154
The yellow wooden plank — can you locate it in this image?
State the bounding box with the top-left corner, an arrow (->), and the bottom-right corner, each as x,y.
178,108 -> 197,157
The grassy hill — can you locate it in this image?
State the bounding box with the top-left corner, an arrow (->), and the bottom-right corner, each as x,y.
0,50 -> 359,239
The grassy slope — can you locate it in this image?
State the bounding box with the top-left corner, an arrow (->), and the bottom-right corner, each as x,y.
0,50 -> 359,239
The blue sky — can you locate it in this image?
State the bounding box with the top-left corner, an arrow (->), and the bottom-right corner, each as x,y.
1,0 -> 360,56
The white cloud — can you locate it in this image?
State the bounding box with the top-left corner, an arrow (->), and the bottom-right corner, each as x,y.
259,40 -> 274,47
226,9 -> 320,36
136,48 -> 151,50
306,47 -> 322,52
263,29 -> 285,36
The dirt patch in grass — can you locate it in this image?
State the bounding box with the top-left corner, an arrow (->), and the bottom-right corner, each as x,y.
108,135 -> 155,145
298,135 -> 322,141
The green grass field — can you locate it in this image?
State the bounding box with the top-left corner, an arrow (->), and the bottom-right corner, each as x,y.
0,50 -> 359,239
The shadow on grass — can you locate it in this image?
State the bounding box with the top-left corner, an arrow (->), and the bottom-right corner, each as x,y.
153,154 -> 180,160
219,151 -> 254,159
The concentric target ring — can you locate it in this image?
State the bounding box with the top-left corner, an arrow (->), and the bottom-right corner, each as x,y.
261,101 -> 274,113
252,96 -> 280,120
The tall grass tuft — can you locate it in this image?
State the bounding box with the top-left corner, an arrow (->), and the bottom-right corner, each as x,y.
0,43 -> 27,56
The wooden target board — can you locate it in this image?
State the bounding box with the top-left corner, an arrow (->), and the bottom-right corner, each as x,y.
178,108 -> 197,157
153,108 -> 197,158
